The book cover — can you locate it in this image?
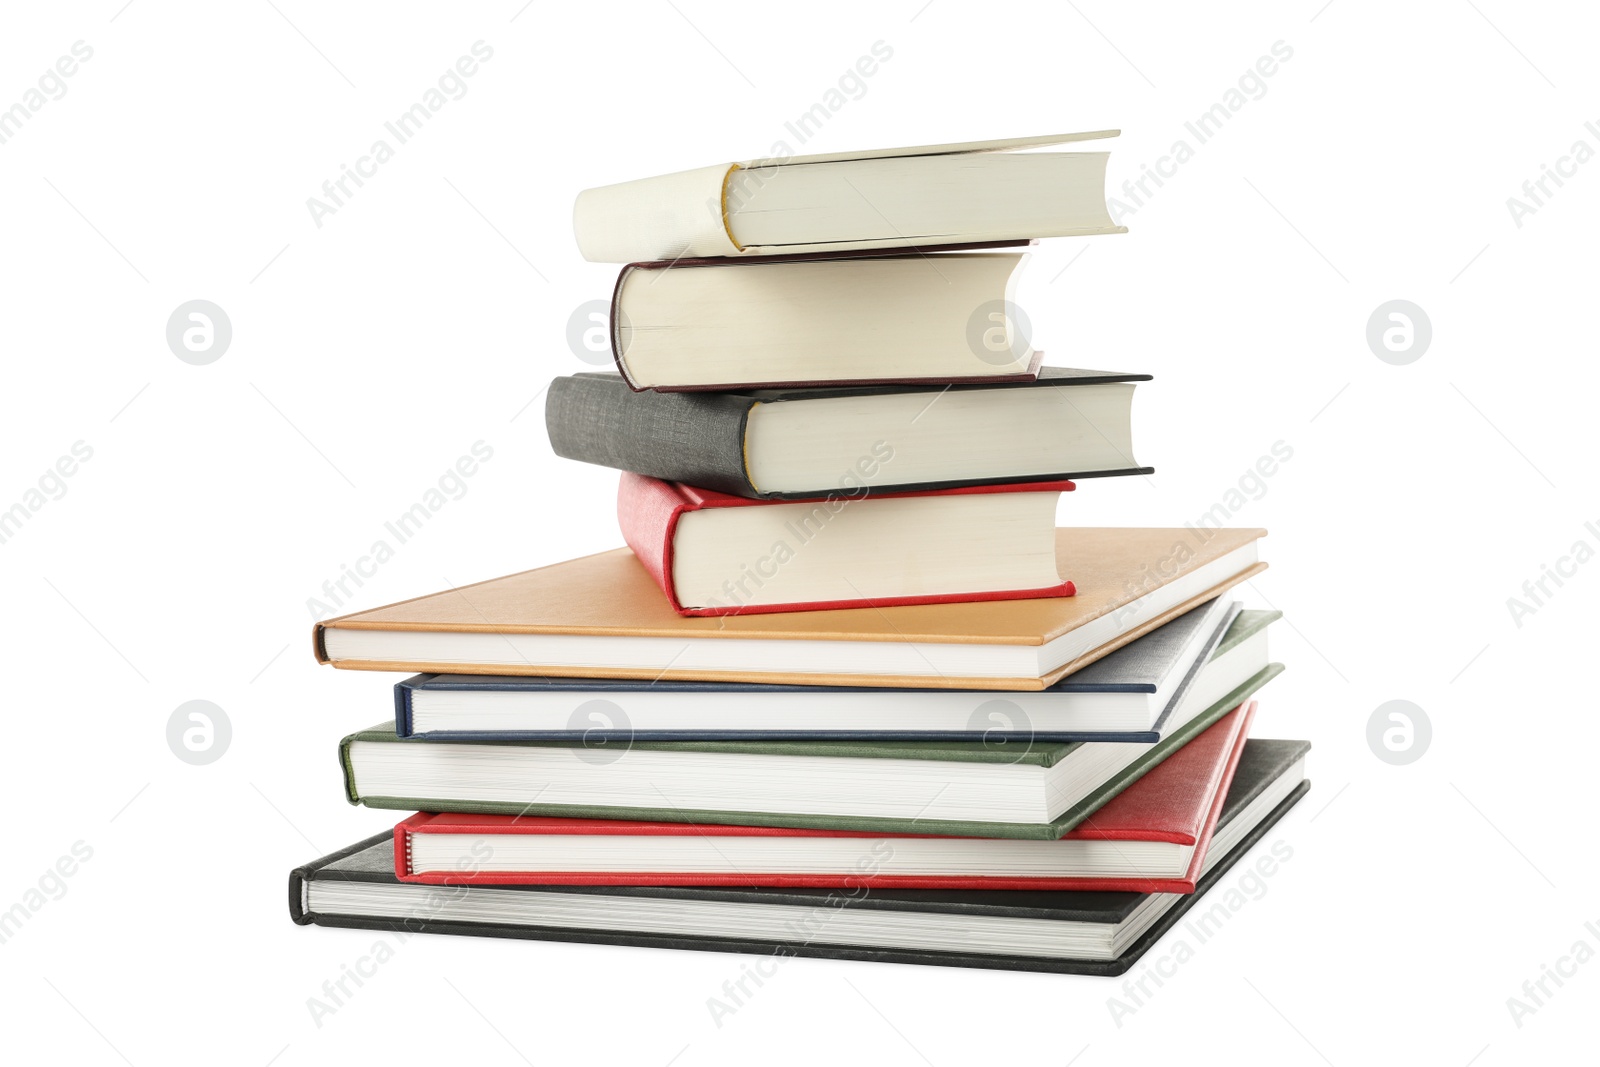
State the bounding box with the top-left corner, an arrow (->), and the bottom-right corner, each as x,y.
544,368 -> 1153,500
392,702 -> 1255,892
618,472 -> 1077,616
339,671 -> 1281,840
391,605 -> 1276,742
573,131 -> 1127,263
313,527 -> 1269,691
290,739 -> 1310,977
608,252 -> 1047,392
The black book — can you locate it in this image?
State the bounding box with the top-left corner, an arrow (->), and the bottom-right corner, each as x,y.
544,368 -> 1152,500
288,739 -> 1309,976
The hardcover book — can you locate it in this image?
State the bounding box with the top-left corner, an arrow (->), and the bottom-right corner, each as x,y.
393,702 -> 1256,892
392,602 -> 1277,742
608,252 -> 1042,390
292,739 -> 1310,976
313,527 -> 1269,690
544,368 -> 1151,500
573,131 -> 1126,263
617,472 -> 1076,615
337,668 -> 1282,839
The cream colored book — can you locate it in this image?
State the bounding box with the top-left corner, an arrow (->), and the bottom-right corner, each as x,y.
612,252 -> 1039,389
573,131 -> 1127,263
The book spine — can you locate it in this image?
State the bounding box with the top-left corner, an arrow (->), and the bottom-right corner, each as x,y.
573,164 -> 741,263
394,814 -> 430,879
545,375 -> 760,497
289,830 -> 393,924
338,733 -> 364,805
393,678 -> 414,738
616,472 -> 692,612
608,265 -> 641,389
287,866 -> 313,924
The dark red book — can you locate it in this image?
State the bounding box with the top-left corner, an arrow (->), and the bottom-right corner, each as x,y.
393,702 -> 1257,893
616,471 -> 1077,617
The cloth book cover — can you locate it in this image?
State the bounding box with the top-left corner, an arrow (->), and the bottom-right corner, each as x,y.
291,739 -> 1310,977
392,702 -> 1255,892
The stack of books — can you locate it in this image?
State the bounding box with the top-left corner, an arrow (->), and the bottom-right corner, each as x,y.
289,132 -> 1310,976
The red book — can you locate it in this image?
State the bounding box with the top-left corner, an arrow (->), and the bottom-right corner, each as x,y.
616,471 -> 1077,617
394,702 -> 1257,894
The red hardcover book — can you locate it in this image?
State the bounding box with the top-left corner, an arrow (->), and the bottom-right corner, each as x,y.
394,702 -> 1258,894
616,471 -> 1077,617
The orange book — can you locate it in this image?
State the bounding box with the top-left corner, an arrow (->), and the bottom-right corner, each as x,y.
313,527 -> 1265,691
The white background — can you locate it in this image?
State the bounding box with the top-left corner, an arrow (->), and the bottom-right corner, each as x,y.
2,1 -> 1596,1063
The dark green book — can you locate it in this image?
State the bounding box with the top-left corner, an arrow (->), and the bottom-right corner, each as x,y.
339,655 -> 1283,840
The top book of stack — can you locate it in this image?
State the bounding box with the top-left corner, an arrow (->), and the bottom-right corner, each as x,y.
572,131 -> 1126,264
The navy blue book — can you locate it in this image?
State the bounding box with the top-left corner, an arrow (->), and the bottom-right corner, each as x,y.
393,599 -> 1279,742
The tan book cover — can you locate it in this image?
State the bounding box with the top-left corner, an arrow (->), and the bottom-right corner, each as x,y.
313,527 -> 1266,690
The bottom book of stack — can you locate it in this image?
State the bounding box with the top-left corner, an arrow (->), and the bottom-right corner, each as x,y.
289,737 -> 1308,976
